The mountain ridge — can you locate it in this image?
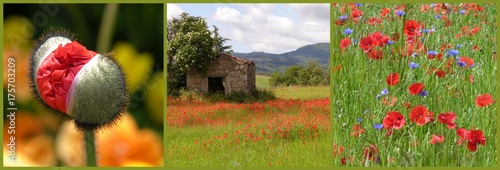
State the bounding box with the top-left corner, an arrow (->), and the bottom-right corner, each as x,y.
233,42 -> 330,74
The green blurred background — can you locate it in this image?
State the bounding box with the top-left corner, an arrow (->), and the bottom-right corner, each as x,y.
3,4 -> 164,166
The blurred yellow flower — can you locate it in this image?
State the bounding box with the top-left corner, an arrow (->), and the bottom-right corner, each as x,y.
145,72 -> 165,125
112,42 -> 154,93
56,113 -> 163,167
3,16 -> 35,103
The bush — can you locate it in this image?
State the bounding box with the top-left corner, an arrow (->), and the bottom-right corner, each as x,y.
269,60 -> 329,87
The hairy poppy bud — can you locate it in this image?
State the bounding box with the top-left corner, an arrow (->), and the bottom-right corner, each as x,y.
29,28 -> 129,131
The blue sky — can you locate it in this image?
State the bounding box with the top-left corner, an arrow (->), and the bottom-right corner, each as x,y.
167,4 -> 330,54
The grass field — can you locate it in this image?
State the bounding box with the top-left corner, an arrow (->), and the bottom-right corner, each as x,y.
332,3 -> 496,167
166,75 -> 330,167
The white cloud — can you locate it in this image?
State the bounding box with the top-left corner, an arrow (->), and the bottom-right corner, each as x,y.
289,4 -> 330,22
167,4 -> 183,20
211,4 -> 329,53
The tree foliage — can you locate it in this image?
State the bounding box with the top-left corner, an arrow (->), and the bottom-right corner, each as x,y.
167,12 -> 233,96
269,60 -> 329,87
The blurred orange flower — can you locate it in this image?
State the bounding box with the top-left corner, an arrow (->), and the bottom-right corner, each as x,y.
56,113 -> 163,167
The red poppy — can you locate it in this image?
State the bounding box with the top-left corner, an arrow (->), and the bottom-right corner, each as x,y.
340,38 -> 351,53
369,32 -> 389,47
367,17 -> 382,26
383,111 -> 406,130
340,157 -> 346,165
351,9 -> 363,18
437,112 -> 457,129
472,45 -> 480,51
435,70 -> 446,78
36,41 -> 96,114
408,83 -> 424,95
457,128 -> 469,146
475,94 -> 493,108
409,105 -> 434,126
380,8 -> 390,17
429,135 -> 444,144
367,50 -> 383,60
466,130 -> 486,152
359,36 -> 375,52
350,124 -> 365,137
459,56 -> 474,67
386,73 -> 400,86
428,53 -> 442,60
469,26 -> 481,36
404,20 -> 421,37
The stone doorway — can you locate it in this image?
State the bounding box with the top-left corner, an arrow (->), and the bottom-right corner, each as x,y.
208,77 -> 225,93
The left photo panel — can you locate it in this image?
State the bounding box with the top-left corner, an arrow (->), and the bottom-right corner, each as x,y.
3,4 -> 164,167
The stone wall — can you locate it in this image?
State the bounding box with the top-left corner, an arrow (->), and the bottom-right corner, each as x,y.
186,54 -> 256,94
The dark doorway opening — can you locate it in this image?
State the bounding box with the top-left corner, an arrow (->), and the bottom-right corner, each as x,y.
208,77 -> 225,93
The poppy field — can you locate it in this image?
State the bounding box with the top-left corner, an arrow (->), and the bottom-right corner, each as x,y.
332,3 -> 496,167
166,86 -> 330,167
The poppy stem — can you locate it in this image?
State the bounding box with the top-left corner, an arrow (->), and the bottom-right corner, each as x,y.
84,130 -> 97,166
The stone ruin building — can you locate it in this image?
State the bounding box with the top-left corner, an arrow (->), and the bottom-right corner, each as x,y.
186,53 -> 256,94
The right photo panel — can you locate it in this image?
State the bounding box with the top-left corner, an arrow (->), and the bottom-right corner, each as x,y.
332,3 -> 496,167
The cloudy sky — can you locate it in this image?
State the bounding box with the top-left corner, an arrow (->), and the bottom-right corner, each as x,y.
167,4 -> 330,54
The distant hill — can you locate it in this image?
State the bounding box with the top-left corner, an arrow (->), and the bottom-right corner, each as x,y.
233,42 -> 330,74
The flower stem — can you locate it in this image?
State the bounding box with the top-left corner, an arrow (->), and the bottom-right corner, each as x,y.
96,3 -> 119,53
84,130 -> 97,166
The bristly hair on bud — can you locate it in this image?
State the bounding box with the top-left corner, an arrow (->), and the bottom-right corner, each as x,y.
29,27 -> 129,131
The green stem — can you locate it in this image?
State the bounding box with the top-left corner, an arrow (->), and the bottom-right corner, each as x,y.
84,130 -> 97,166
96,4 -> 119,53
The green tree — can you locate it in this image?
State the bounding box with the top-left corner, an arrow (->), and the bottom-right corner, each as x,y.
212,25 -> 233,55
167,12 -> 216,77
298,60 -> 327,86
167,12 -> 232,95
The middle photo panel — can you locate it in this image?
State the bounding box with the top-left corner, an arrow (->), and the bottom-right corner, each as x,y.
166,3 -> 331,167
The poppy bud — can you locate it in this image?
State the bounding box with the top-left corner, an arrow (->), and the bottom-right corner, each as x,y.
29,28 -> 129,131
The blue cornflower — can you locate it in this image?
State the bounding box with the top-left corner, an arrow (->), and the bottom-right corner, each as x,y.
428,50 -> 438,56
418,90 -> 429,96
457,60 -> 467,67
374,124 -> 383,130
357,118 -> 362,123
409,62 -> 420,69
412,53 -> 418,58
456,44 -> 463,49
380,88 -> 389,95
430,4 -> 435,8
355,3 -> 362,7
423,29 -> 431,34
396,11 -> 405,17
343,28 -> 354,35
448,49 -> 459,57
460,10 -> 466,15
387,40 -> 394,45
435,14 -> 441,19
340,14 -> 348,21
376,88 -> 389,99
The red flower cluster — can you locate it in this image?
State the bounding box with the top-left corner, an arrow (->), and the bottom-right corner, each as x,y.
457,128 -> 486,152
